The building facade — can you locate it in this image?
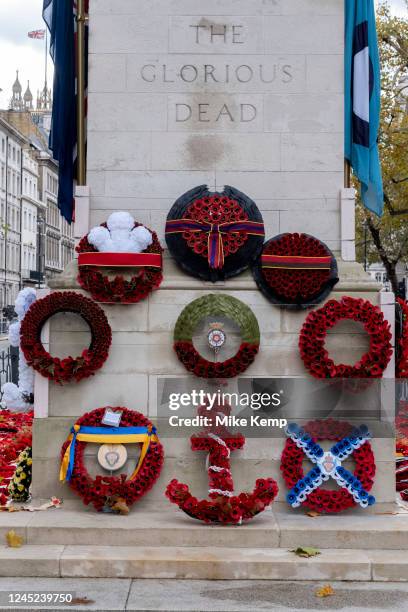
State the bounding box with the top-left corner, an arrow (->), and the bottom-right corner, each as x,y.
0,73 -> 75,332
21,149 -> 46,287
367,261 -> 408,299
37,153 -> 75,283
0,116 -> 26,329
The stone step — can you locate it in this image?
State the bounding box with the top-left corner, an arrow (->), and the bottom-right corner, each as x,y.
1,506 -> 407,550
0,545 -> 406,581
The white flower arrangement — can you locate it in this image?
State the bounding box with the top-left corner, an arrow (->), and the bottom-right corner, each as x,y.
1,288 -> 36,413
88,211 -> 153,254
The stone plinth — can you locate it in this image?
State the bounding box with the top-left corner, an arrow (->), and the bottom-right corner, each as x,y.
29,0 -> 396,545
32,258 -> 395,509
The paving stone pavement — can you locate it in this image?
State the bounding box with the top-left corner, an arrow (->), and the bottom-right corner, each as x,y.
0,579 -> 408,611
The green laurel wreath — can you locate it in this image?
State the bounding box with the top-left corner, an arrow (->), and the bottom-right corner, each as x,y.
174,294 -> 260,378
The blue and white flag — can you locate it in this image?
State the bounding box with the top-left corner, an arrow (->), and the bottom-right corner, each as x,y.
345,0 -> 383,216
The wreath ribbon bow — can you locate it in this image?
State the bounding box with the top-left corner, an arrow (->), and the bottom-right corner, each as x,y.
285,423 -> 375,509
165,219 -> 265,269
60,425 -> 158,482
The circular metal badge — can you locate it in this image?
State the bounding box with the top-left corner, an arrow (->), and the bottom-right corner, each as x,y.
97,444 -> 128,471
208,328 -> 226,349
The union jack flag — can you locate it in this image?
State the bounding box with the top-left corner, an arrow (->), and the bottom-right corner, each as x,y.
28,30 -> 46,39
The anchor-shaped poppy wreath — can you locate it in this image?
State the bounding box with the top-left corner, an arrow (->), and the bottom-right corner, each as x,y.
166,431 -> 278,524
284,423 -> 376,509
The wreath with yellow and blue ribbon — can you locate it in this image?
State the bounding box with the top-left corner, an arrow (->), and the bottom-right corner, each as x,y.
60,407 -> 164,512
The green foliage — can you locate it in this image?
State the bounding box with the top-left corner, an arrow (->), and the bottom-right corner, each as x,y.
8,447 -> 32,503
356,1 -> 408,291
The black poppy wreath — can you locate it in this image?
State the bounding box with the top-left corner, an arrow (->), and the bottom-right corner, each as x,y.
299,297 -> 392,378
76,217 -> 163,304
174,294 -> 260,378
60,407 -> 164,512
252,232 -> 339,309
166,432 -> 278,524
280,419 -> 376,513
20,292 -> 111,384
165,185 -> 265,282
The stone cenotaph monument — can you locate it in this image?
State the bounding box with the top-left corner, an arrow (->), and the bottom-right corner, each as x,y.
21,0 -> 402,581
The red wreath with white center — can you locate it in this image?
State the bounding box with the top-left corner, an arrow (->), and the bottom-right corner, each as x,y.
299,297 -> 392,378
20,292 -> 111,384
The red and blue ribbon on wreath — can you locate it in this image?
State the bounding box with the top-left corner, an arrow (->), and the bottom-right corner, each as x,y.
165,219 -> 265,269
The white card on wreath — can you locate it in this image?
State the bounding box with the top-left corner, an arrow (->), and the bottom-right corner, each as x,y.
102,408 -> 122,428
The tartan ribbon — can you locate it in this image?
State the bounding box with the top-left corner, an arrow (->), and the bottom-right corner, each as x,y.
60,425 -> 158,482
165,219 -> 265,269
78,252 -> 162,269
261,254 -> 331,270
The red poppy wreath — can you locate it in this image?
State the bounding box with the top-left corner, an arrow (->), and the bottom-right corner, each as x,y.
280,419 -> 376,513
20,292 -> 111,384
252,232 -> 339,309
60,407 -> 164,512
165,185 -> 264,282
76,212 -> 163,304
299,297 -> 392,378
396,298 -> 408,378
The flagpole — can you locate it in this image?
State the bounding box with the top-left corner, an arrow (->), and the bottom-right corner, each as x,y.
45,28 -> 48,90
76,0 -> 86,185
344,159 -> 351,189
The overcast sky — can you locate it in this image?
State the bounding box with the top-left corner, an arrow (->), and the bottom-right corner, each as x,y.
0,0 -> 52,109
0,0 -> 406,109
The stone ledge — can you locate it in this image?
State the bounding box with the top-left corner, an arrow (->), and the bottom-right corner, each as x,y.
0,545 -> 64,578
48,256 -> 381,293
60,545 -> 371,580
274,508 -> 408,551
25,507 -> 280,549
1,507 -> 407,551
371,550 -> 408,581
1,544 -> 405,581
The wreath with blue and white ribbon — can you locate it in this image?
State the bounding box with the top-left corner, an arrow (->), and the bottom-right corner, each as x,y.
280,419 -> 376,513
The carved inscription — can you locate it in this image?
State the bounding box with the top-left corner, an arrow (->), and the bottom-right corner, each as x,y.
139,21 -> 295,125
